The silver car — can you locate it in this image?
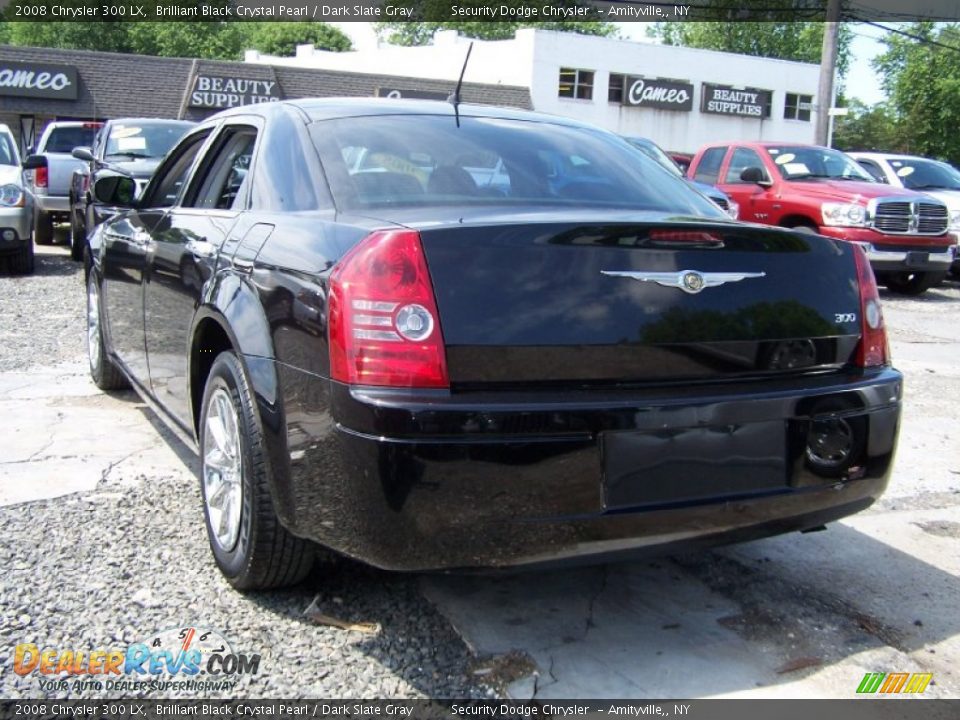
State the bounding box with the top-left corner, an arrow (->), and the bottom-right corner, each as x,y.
0,124 -> 34,274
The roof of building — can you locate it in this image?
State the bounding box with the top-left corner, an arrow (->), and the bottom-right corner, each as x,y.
0,45 -> 533,121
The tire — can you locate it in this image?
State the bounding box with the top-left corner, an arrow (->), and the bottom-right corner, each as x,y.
34,210 -> 54,245
70,206 -> 86,262
86,272 -> 129,391
882,271 -> 946,296
8,241 -> 34,275
787,223 -> 818,235
200,351 -> 314,590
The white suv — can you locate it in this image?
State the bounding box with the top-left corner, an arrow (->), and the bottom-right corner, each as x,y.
0,124 -> 35,274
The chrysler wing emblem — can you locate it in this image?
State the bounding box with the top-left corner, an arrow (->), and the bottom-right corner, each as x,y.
601,269 -> 766,294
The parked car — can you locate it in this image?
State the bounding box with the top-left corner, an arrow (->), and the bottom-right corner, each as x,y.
624,136 -> 739,219
0,123 -> 35,274
689,142 -> 955,295
69,118 -> 195,262
849,152 -> 960,277
21,121 -> 102,246
86,99 -> 901,590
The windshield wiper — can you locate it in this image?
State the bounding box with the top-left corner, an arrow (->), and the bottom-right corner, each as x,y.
105,152 -> 153,160
910,183 -> 960,190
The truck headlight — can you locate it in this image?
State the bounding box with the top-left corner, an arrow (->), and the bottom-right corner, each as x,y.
0,184 -> 25,208
725,200 -> 739,220
821,202 -> 867,227
949,210 -> 960,231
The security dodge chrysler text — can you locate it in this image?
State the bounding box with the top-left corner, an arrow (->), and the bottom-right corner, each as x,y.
85,99 -> 902,589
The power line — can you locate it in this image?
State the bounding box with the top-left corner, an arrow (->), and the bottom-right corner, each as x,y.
862,20 -> 960,54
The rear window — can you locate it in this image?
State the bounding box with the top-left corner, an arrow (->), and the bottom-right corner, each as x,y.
105,121 -> 194,160
42,125 -> 99,153
310,115 -> 723,216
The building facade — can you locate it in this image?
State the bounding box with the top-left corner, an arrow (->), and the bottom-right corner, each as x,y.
0,45 -> 531,154
247,29 -> 821,153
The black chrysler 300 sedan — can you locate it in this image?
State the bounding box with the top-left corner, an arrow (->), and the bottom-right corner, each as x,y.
85,99 -> 902,589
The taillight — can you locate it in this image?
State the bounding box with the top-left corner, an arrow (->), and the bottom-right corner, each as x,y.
34,166 -> 48,189
328,230 -> 449,388
852,245 -> 889,368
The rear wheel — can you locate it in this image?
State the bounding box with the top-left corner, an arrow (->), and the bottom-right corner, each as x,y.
200,351 -> 314,590
86,272 -> 129,390
34,211 -> 54,246
8,241 -> 34,275
882,271 -> 946,296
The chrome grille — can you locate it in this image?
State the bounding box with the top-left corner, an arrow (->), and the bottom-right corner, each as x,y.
918,202 -> 949,234
871,199 -> 949,235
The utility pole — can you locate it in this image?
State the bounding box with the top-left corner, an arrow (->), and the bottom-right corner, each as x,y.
815,0 -> 842,146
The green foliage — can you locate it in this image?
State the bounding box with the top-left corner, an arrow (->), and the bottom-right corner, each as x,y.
649,21 -> 852,78
873,22 -> 960,166
831,99 -> 903,154
242,22 -> 352,56
0,13 -> 350,60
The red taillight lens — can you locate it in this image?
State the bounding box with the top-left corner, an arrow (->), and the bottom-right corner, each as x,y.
328,230 -> 449,388
852,245 -> 889,368
34,166 -> 48,188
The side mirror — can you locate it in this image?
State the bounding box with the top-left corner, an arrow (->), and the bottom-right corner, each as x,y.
740,166 -> 772,187
93,174 -> 137,207
72,146 -> 95,162
22,154 -> 47,170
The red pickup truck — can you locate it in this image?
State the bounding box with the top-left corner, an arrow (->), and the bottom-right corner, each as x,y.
688,142 -> 956,295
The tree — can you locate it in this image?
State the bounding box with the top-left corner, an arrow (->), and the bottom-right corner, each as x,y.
831,99 -> 902,153
242,22 -> 352,56
649,22 -> 853,78
873,22 -> 960,165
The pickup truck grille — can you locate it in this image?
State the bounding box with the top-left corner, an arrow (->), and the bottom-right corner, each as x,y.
872,200 -> 948,235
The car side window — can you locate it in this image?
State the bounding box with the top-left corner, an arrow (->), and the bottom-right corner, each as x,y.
187,127 -> 257,211
142,132 -> 210,209
724,147 -> 769,184
857,159 -> 888,183
694,146 -> 727,185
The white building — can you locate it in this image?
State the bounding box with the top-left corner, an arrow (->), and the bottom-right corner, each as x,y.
245,28 -> 821,154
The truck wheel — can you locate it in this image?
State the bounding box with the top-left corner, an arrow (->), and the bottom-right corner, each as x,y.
9,241 -> 35,275
70,210 -> 86,262
200,351 -> 315,590
883,271 -> 946,296
34,211 -> 54,246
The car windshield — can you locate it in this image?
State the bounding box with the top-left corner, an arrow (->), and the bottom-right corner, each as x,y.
0,132 -> 18,166
766,146 -> 875,182
105,121 -> 194,160
888,158 -> 960,191
624,138 -> 684,178
43,125 -> 99,153
310,115 -> 724,216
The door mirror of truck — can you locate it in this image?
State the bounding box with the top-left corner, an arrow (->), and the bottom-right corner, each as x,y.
740,167 -> 772,187
72,146 -> 95,163
94,174 -> 137,207
22,154 -> 47,170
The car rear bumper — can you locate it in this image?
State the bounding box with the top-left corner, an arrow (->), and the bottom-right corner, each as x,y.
35,195 -> 70,214
816,227 -> 955,273
270,366 -> 902,571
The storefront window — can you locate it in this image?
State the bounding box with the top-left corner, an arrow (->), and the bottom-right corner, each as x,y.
784,93 -> 813,121
558,68 -> 594,100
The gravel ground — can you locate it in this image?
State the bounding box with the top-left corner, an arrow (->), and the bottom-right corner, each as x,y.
0,244 -> 490,700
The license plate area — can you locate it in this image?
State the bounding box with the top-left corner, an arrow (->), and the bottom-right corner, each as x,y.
906,251 -> 929,267
603,421 -> 788,509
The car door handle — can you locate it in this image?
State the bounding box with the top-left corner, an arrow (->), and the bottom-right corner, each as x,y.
186,238 -> 217,259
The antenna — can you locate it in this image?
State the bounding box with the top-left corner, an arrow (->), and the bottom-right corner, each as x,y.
448,42 -> 474,128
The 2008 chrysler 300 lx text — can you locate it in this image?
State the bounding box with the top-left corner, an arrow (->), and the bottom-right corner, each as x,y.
85,99 -> 902,590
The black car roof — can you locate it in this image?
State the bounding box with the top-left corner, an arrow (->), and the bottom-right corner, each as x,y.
207,97 -> 600,131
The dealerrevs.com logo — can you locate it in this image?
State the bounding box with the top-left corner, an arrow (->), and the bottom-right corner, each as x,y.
13,627 -> 260,693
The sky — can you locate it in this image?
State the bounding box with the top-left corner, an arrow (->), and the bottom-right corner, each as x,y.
332,22 -> 889,107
